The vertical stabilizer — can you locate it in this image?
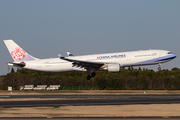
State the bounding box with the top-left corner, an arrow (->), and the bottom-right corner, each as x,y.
4,39 -> 39,62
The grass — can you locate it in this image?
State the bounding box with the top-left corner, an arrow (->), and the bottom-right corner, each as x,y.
54,105 -> 59,108
1,90 -> 180,95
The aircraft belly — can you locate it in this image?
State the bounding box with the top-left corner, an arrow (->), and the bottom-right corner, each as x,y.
25,62 -> 73,72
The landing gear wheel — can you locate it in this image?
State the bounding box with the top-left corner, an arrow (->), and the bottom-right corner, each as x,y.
91,72 -> 96,77
87,75 -> 91,80
158,67 -> 161,71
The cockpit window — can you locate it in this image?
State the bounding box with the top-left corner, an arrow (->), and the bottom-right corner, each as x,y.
167,52 -> 172,54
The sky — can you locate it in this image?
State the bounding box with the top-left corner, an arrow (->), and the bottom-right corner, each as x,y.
0,0 -> 180,75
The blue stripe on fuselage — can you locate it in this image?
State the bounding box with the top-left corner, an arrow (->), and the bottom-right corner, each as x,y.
137,54 -> 176,64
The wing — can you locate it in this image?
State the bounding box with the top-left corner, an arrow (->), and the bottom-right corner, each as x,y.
60,57 -> 105,69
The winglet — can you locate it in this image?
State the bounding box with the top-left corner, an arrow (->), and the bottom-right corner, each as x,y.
67,52 -> 73,56
60,56 -> 65,59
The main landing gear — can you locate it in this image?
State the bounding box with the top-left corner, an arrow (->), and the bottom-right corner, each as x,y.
87,72 -> 96,80
158,63 -> 161,71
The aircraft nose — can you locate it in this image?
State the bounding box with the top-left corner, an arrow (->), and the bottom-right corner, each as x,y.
172,54 -> 177,59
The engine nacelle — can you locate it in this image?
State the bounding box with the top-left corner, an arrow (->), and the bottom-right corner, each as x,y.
108,64 -> 120,72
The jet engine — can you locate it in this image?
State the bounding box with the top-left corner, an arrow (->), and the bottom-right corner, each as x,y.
107,64 -> 120,72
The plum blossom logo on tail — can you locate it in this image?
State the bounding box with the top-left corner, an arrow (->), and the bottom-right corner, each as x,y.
11,47 -> 26,60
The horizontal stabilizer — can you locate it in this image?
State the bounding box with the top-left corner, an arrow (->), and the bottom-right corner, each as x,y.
7,62 -> 26,67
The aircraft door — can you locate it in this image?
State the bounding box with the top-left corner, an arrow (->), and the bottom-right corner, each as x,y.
127,54 -> 131,60
37,61 -> 42,68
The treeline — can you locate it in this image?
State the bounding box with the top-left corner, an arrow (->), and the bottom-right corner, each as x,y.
0,67 -> 180,90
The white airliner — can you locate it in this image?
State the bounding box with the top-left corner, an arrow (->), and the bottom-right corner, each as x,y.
4,40 -> 176,80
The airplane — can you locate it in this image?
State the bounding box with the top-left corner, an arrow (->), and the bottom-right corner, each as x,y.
4,39 -> 176,80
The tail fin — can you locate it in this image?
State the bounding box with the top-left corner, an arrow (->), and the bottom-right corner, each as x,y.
4,39 -> 39,62
67,52 -> 73,56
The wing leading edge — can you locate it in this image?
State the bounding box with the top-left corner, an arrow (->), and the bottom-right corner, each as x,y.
60,57 -> 105,68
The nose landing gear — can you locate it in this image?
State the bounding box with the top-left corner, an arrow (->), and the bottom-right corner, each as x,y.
158,63 -> 161,71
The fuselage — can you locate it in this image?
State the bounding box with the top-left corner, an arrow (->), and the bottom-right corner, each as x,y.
23,49 -> 176,72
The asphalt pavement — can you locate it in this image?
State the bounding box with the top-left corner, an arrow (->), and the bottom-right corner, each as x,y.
0,95 -> 180,107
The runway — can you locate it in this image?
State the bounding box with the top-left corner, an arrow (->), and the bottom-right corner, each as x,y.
0,95 -> 180,107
